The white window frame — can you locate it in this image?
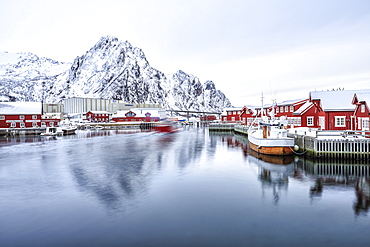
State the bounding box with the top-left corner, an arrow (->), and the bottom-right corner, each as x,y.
11,122 -> 16,127
290,106 -> 294,112
20,115 -> 25,120
362,118 -> 369,130
285,106 -> 289,112
297,118 -> 301,126
32,122 -> 38,127
276,107 -> 279,113
335,116 -> 346,127
307,116 -> 314,126
32,115 -> 38,120
280,106 -> 284,112
0,115 -> 4,120
20,122 -> 25,128
361,104 -> 365,113
49,122 -> 54,127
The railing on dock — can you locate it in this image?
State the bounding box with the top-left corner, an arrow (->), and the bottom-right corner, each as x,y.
209,123 -> 236,132
211,124 -> 370,161
233,125 -> 249,135
0,128 -> 45,137
314,138 -> 370,161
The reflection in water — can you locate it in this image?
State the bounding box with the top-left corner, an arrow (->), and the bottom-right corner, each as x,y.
68,132 -> 179,211
1,128 -> 370,246
220,132 -> 370,215
64,129 -> 211,211
248,151 -> 295,205
354,178 -> 370,215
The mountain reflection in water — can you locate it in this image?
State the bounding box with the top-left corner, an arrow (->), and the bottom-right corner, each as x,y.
0,128 -> 369,246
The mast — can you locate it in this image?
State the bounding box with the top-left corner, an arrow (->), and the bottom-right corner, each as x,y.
261,92 -> 264,118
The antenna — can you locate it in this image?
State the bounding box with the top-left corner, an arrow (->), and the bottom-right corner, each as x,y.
261,92 -> 264,117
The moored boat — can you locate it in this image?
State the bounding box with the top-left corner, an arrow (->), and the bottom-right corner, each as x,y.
40,127 -> 63,136
248,119 -> 295,156
248,94 -> 296,156
61,126 -> 77,135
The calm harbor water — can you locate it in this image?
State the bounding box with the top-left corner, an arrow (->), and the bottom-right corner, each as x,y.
0,127 -> 369,247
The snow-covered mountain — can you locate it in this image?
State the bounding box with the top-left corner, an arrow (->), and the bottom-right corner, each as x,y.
0,36 -> 232,111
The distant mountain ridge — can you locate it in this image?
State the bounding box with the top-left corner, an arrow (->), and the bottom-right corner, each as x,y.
0,36 -> 232,112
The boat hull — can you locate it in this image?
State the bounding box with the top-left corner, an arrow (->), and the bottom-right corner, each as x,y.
62,128 -> 77,135
248,130 -> 295,156
154,125 -> 178,133
249,141 -> 294,156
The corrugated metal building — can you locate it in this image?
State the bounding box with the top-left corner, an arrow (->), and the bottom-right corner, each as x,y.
63,97 -> 163,118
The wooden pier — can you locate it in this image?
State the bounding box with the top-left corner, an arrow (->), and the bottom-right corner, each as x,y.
208,123 -> 236,132
210,123 -> 370,161
0,128 -> 45,137
293,134 -> 370,161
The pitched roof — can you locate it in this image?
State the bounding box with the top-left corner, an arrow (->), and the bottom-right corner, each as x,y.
0,102 -> 42,114
354,92 -> 370,104
277,98 -> 308,106
292,101 -> 313,115
87,111 -> 111,114
310,90 -> 370,111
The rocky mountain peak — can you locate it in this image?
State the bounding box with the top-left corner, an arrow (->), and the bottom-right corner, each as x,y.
0,36 -> 232,112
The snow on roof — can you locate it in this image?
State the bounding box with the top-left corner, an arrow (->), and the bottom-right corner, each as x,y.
87,111 -> 111,114
355,92 -> 370,103
310,90 -> 370,111
222,107 -> 243,115
292,101 -> 313,115
223,107 -> 243,111
277,98 -> 307,106
113,108 -> 164,118
0,102 -> 42,114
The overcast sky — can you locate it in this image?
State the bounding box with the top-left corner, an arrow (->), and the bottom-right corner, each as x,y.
1,0 -> 370,106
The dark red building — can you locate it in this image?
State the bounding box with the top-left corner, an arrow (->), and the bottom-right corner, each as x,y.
352,92 -> 370,131
86,111 -> 111,123
111,110 -> 160,122
1,102 -> 40,128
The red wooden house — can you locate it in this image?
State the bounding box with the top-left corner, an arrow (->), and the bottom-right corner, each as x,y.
200,115 -> 217,121
0,102 -> 59,128
309,90 -> 364,130
221,108 -> 242,123
352,91 -> 370,131
274,98 -> 308,127
111,109 -> 161,122
239,106 -> 256,125
290,101 -> 321,128
86,111 -> 111,123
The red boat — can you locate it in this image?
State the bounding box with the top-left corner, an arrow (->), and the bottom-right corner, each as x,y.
154,122 -> 179,133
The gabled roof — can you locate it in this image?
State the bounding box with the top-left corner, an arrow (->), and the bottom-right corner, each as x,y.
292,101 -> 314,115
0,102 -> 41,115
87,111 -> 111,114
310,90 -> 370,111
352,92 -> 370,104
222,107 -> 243,115
113,109 -> 162,118
276,98 -> 308,106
